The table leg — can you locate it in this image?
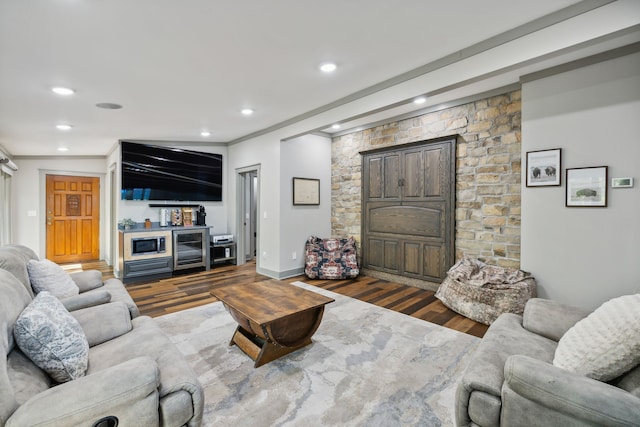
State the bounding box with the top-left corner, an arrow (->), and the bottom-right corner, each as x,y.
229,326 -> 312,368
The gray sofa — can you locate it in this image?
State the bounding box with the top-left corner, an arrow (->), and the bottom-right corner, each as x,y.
0,248 -> 204,426
456,297 -> 640,426
0,244 -> 139,318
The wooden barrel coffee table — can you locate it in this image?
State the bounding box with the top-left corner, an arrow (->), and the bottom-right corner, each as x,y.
211,281 -> 334,367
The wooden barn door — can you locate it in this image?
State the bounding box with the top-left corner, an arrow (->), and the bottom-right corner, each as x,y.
46,175 -> 100,263
362,136 -> 455,283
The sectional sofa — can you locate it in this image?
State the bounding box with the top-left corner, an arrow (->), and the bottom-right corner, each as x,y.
0,244 -> 204,426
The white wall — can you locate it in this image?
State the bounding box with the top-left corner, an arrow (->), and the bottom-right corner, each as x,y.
11,157 -> 108,258
521,52 -> 640,310
227,134 -> 281,275
279,134 -> 332,276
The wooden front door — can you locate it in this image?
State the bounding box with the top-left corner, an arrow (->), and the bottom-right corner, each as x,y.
46,175 -> 100,263
362,136 -> 456,283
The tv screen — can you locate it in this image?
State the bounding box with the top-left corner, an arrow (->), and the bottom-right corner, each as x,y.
121,141 -> 223,201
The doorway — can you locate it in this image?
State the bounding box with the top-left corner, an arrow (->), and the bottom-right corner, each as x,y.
45,174 -> 100,263
236,165 -> 260,267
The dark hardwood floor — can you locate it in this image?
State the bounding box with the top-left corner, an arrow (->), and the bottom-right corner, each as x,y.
76,259 -> 488,338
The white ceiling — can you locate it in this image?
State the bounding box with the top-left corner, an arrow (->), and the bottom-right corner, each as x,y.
0,0 -> 638,157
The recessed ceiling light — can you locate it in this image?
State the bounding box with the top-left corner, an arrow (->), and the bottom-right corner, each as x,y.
96,102 -> 123,110
56,124 -> 73,131
320,62 -> 337,73
57,147 -> 69,152
201,131 -> 211,137
51,87 -> 75,96
414,96 -> 427,105
331,124 -> 341,130
241,108 -> 254,116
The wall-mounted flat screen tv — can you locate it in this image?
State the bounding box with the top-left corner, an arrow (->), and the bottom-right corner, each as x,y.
121,141 -> 223,201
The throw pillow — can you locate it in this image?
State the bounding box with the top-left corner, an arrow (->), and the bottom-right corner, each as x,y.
14,291 -> 89,382
553,293 -> 640,381
27,258 -> 79,298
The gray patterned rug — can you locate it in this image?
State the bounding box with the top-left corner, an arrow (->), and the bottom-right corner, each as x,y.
155,281 -> 479,427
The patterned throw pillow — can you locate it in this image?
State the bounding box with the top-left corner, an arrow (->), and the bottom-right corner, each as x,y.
553,293 -> 640,381
27,258 -> 79,298
14,291 -> 89,382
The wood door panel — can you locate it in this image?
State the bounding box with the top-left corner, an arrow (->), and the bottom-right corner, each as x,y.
368,205 -> 443,238
366,238 -> 385,269
423,245 -> 444,279
366,238 -> 400,273
384,240 -> 399,271
46,175 -> 100,263
403,241 -> 421,275
424,147 -> 443,197
366,157 -> 383,199
403,150 -> 424,198
53,220 -> 66,256
383,155 -> 401,198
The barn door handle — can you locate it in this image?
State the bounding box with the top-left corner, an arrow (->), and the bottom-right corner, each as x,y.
398,178 -> 405,187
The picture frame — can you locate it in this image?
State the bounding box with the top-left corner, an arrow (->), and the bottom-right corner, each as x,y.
293,177 -> 320,206
526,148 -> 561,187
566,166 -> 608,207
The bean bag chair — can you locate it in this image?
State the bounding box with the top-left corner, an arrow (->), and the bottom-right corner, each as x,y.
304,236 -> 359,279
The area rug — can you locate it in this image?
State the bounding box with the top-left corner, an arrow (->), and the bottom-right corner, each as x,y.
155,281 -> 480,427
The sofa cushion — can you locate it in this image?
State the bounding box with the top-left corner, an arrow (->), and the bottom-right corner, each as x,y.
553,293 -> 640,381
27,259 -> 79,298
14,291 -> 89,383
0,246 -> 34,297
69,270 -> 104,292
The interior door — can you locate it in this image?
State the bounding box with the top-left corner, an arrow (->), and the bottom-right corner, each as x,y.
46,174 -> 100,263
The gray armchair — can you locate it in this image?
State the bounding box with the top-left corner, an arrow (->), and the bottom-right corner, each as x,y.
456,298 -> 640,426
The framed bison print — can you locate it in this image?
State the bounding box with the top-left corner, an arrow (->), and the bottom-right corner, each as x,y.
566,166 -> 608,207
526,148 -> 561,187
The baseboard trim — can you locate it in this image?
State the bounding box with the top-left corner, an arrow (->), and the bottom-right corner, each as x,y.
256,266 -> 305,280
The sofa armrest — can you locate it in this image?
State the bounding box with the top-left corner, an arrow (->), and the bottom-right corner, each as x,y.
71,302 -> 133,346
69,270 -> 104,292
6,357 -> 160,427
522,298 -> 589,341
60,289 -> 112,312
503,355 -> 640,426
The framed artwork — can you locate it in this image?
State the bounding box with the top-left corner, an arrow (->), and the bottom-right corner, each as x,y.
293,177 -> 320,205
526,148 -> 561,187
566,166 -> 608,207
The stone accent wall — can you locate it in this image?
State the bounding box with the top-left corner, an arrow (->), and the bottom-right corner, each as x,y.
331,90 -> 522,268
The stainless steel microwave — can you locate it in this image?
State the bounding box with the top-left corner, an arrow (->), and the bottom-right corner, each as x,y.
131,236 -> 166,255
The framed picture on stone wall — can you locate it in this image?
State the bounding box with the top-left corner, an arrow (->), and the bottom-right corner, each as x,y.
566,166 -> 608,207
526,148 -> 561,187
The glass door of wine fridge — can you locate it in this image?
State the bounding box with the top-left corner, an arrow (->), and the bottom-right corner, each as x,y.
173,228 -> 207,270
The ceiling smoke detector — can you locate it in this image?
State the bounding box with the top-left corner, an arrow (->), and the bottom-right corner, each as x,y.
96,102 -> 123,110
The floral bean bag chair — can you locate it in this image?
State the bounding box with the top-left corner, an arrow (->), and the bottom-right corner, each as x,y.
435,257 -> 536,325
304,236 -> 359,279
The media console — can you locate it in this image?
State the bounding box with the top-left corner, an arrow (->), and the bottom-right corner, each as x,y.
118,225 -> 211,283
